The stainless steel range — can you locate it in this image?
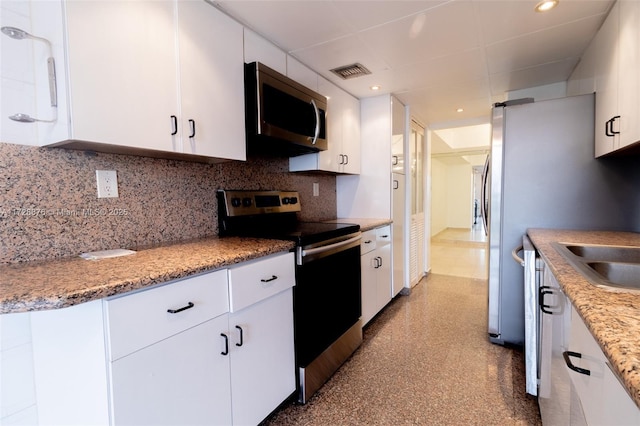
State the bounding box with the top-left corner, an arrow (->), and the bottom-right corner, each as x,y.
217,190 -> 362,403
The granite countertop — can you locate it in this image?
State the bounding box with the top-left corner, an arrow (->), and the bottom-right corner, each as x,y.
0,237 -> 295,314
527,228 -> 640,408
325,218 -> 392,232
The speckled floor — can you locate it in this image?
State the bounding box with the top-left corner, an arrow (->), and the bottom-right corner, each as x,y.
262,229 -> 541,426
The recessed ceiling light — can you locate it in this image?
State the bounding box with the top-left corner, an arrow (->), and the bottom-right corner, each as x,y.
456,108 -> 464,113
534,0 -> 559,12
370,85 -> 381,91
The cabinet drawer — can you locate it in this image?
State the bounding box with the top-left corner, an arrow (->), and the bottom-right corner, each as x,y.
106,269 -> 228,361
361,230 -> 377,254
228,253 -> 295,312
376,226 -> 391,245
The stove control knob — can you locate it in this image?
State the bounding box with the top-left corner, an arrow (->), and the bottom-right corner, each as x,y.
282,197 -> 290,205
231,198 -> 241,208
289,197 -> 298,205
242,198 -> 253,207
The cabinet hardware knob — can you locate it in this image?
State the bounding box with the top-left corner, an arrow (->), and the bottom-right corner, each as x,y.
167,301 -> 194,314
261,275 -> 278,283
563,351 -> 590,376
235,325 -> 244,347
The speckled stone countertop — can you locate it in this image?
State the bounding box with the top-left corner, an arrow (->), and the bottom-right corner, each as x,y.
527,228 -> 640,408
0,237 -> 295,314
325,218 -> 392,232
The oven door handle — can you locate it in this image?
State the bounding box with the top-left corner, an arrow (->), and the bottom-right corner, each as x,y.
298,234 -> 361,264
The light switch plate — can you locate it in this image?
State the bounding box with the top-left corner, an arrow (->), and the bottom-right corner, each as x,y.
96,170 -> 118,198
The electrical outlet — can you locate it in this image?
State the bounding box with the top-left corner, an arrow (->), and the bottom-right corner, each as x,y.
96,170 -> 118,198
313,182 -> 319,197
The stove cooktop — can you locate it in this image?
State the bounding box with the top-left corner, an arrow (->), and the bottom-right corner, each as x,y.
217,190 -> 360,246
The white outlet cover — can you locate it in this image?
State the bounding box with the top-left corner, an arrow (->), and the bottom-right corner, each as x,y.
96,170 -> 118,198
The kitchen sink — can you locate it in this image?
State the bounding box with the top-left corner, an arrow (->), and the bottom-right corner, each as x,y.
553,242 -> 640,291
563,244 -> 640,263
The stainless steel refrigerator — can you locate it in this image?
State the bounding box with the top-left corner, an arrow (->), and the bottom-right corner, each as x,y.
482,94 -> 634,347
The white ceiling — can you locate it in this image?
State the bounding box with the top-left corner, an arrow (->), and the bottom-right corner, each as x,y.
214,0 -> 613,130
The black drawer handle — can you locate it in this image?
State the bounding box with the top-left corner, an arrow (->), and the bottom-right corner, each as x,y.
167,301 -> 194,314
364,240 -> 373,244
539,286 -> 554,314
188,119 -> 196,138
235,325 -> 244,347
221,333 -> 229,356
170,115 -> 178,136
563,351 -> 590,376
380,235 -> 389,238
261,275 -> 278,283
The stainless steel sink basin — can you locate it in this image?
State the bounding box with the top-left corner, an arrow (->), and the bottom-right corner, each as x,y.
586,262 -> 640,289
564,244 -> 640,263
553,242 -> 640,291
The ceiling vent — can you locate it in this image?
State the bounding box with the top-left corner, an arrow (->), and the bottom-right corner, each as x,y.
330,63 -> 371,80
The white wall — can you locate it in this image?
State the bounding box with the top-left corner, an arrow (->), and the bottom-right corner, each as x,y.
446,163 -> 473,228
430,158 -> 473,236
507,81 -> 567,102
430,158 -> 448,236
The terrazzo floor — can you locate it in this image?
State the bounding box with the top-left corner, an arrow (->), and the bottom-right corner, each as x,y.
261,227 -> 541,425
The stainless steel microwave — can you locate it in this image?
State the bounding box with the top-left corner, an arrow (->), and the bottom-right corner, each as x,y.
245,62 -> 327,156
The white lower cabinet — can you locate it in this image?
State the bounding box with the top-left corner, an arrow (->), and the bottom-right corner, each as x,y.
360,226 -> 392,326
539,262 -> 640,425
25,253 -> 296,426
110,316 -> 232,426
228,288 -> 295,425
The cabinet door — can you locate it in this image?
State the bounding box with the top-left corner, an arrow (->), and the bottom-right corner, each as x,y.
376,241 -> 392,310
341,92 -> 361,174
361,250 -> 378,326
538,267 -> 572,425
177,2 -> 245,160
593,1 -> 619,157
229,289 -> 295,426
618,0 -> 640,149
392,173 -> 406,294
391,96 -> 405,173
243,29 -> 287,74
63,0 -> 178,151
317,77 -> 343,173
568,306 -> 607,425
110,316 -> 232,426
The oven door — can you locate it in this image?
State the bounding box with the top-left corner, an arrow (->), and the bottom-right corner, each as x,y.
294,233 -> 362,403
294,233 -> 361,366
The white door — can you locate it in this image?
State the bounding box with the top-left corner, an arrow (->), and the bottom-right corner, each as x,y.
110,316 -> 232,426
177,1 -> 245,160
229,289 -> 296,425
64,0 -> 178,151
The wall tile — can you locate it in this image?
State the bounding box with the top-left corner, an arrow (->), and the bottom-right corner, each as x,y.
0,143 -> 337,264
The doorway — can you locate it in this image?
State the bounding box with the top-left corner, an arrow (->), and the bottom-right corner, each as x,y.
428,124 -> 490,279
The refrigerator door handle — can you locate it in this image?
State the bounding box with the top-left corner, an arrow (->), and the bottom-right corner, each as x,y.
480,154 -> 490,236
512,244 -> 525,266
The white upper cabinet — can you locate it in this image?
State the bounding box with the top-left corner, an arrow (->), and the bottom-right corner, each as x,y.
589,1 -> 640,157
28,0 -> 245,162
286,56 -> 318,92
243,29 -> 287,74
59,0 -> 179,153
289,77 -> 361,174
177,1 -> 245,160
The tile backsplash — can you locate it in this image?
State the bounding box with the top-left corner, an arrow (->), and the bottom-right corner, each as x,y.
0,143 -> 336,264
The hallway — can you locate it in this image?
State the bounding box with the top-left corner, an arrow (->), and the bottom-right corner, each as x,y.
262,228 -> 541,425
